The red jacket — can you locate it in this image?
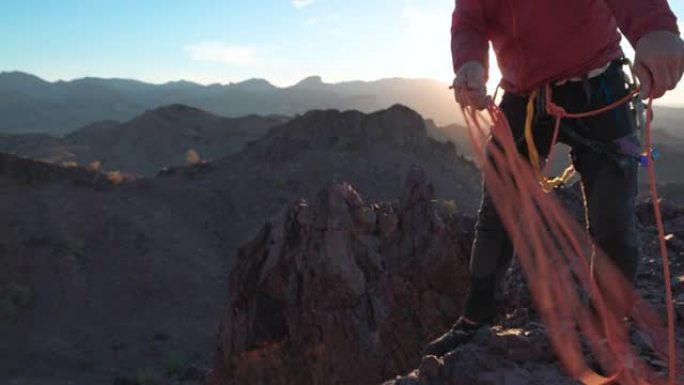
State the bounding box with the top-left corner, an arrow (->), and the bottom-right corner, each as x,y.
451,0 -> 679,94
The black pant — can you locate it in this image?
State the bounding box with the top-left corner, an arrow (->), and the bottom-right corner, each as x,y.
463,59 -> 640,323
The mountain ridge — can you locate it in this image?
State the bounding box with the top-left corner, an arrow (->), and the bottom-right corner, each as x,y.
2,71 -> 682,138
0,72 -> 458,134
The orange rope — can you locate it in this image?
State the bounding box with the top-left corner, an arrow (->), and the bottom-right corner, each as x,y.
544,84 -> 639,119
524,90 -> 575,191
543,84 -> 676,384
457,86 -> 677,384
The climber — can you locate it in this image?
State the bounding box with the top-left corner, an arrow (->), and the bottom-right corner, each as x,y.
423,0 -> 684,357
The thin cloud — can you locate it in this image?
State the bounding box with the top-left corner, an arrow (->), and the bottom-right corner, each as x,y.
185,42 -> 257,65
402,3 -> 440,34
304,17 -> 318,26
292,0 -> 315,9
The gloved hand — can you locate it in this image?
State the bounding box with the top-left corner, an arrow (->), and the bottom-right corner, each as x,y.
633,30 -> 684,99
453,60 -> 491,110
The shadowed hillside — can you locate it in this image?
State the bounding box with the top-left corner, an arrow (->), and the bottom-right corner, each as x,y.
0,105 -> 481,385
0,104 -> 285,176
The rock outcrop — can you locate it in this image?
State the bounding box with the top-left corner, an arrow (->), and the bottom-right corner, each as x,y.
244,105 -> 447,162
210,167 -> 474,385
230,104 -> 482,213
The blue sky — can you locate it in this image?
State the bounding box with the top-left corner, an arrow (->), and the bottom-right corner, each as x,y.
1,0 -> 683,105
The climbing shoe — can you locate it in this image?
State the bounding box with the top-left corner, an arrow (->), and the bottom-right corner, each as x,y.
422,317 -> 483,357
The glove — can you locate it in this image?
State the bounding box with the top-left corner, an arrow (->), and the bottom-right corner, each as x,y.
453,60 -> 491,110
633,30 -> 684,99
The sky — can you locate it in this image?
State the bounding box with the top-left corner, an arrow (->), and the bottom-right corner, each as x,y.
1,0 -> 684,105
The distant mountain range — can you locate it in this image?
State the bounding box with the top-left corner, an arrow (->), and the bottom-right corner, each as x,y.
0,72 -> 459,134
3,70 -> 681,139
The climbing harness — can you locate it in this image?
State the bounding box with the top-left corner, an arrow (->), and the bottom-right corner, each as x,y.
524,59 -> 644,191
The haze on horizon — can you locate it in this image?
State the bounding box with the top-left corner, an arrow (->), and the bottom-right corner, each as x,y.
2,0 -> 684,106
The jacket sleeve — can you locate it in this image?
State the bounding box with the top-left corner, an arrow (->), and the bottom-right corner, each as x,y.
451,0 -> 489,76
603,0 -> 679,47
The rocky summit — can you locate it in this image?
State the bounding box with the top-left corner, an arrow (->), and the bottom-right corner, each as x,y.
209,167 -> 474,385
210,175 -> 684,385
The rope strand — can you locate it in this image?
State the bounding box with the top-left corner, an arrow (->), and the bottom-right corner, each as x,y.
457,88 -> 677,384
